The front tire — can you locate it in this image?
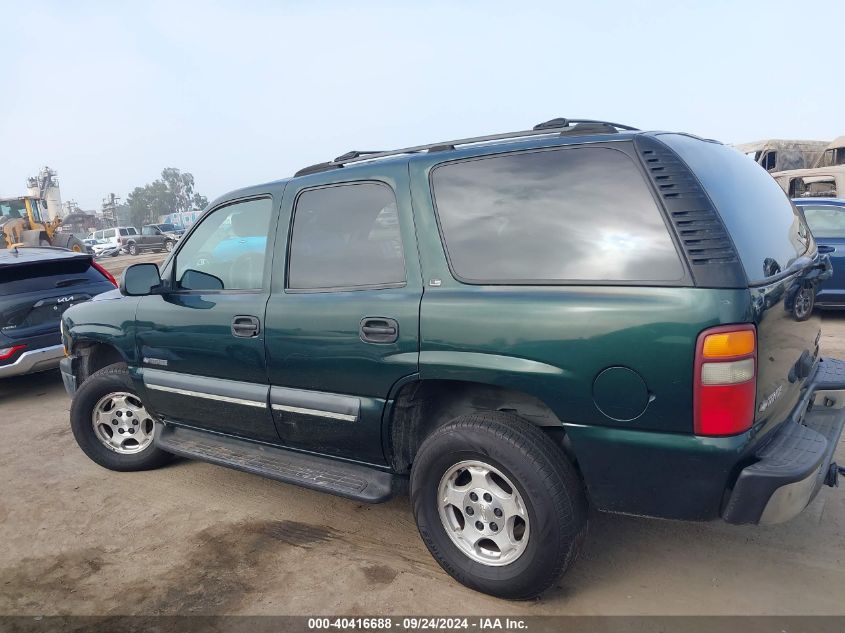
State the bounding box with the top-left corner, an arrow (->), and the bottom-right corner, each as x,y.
70,363 -> 171,471
164,240 -> 174,252
410,413 -> 587,599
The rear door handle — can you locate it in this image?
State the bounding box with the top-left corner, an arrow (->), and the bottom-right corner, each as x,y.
232,315 -> 260,338
360,317 -> 399,344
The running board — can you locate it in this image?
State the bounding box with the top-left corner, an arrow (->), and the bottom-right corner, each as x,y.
154,424 -> 403,503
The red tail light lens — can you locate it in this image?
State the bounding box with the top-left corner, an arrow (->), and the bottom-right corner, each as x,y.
694,324 -> 757,436
0,344 -> 26,361
91,260 -> 118,287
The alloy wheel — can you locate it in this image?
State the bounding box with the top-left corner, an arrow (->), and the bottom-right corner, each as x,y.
437,460 -> 530,566
91,391 -> 156,454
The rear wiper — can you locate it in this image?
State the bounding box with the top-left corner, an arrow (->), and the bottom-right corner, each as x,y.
55,278 -> 89,288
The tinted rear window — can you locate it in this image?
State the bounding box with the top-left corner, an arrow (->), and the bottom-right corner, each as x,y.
0,258 -> 108,293
659,134 -> 810,283
431,147 -> 684,283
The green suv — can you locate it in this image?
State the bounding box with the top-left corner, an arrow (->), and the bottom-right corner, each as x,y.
60,118 -> 845,599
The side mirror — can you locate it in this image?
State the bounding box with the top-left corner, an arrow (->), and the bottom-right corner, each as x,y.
120,263 -> 162,296
179,269 -> 224,291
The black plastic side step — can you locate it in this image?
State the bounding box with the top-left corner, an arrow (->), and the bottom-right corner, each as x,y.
813,357 -> 845,390
155,425 -> 404,503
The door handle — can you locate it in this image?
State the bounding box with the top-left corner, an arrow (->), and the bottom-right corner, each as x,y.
232,315 -> 260,338
360,317 -> 399,344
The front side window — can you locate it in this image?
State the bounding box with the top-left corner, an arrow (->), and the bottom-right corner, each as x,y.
288,183 -> 405,289
142,226 -> 158,236
175,197 -> 273,291
431,147 -> 684,283
104,229 -> 116,239
801,206 -> 845,238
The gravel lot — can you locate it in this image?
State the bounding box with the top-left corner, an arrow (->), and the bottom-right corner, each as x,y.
1,311 -> 843,616
96,251 -> 169,279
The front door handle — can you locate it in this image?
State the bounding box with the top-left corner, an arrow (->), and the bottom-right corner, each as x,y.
360,317 -> 399,344
232,315 -> 260,338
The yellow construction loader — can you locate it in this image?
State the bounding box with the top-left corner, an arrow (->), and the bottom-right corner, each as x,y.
0,195 -> 85,252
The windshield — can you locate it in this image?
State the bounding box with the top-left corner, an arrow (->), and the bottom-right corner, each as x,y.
0,200 -> 27,220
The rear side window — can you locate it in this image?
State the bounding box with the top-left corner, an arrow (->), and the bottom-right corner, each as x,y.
660,135 -> 810,283
430,147 -> 684,283
288,183 -> 405,290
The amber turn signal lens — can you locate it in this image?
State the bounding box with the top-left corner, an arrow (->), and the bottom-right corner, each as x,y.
701,330 -> 755,359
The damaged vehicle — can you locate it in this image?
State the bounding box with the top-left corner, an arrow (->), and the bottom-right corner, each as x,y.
60,118 -> 845,599
735,139 -> 827,172
1,247 -> 116,379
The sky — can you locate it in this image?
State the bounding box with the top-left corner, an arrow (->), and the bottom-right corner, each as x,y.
1,0 -> 843,210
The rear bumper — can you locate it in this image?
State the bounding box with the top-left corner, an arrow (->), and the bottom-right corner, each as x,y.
0,344 -> 65,379
723,357 -> 845,525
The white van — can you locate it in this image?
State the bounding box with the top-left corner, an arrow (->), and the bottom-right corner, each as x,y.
90,227 -> 138,256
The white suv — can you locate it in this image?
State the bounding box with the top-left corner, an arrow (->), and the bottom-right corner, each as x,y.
89,227 -> 138,256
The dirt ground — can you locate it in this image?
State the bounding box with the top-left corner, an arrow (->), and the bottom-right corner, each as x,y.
1,315 -> 844,616
96,251 -> 168,278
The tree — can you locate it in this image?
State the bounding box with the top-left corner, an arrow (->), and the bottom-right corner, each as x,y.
125,168 -> 207,227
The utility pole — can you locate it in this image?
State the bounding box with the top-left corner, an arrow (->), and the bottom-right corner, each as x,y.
101,193 -> 120,228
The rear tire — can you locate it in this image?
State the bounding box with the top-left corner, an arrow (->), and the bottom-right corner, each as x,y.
128,243 -> 138,256
70,363 -> 171,471
410,412 -> 587,599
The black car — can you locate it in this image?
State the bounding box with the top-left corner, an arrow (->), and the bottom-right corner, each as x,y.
0,247 -> 116,379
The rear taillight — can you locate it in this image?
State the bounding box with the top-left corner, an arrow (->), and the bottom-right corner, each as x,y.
0,344 -> 26,361
694,324 -> 756,436
92,260 -> 118,287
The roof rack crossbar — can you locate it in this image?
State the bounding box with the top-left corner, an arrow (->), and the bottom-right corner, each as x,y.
295,118 -> 638,176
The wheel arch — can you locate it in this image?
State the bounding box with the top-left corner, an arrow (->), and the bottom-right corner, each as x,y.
72,340 -> 130,384
385,379 -> 577,474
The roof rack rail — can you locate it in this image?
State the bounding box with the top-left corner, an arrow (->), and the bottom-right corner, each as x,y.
293,118 -> 638,177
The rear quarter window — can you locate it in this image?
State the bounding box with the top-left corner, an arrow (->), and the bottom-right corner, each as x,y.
430,146 -> 684,283
658,134 -> 811,283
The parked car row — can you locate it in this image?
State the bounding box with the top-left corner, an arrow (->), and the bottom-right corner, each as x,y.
86,224 -> 183,258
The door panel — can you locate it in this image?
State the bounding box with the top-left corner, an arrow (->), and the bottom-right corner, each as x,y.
265,167 -> 422,465
800,204 -> 845,304
136,194 -> 281,442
